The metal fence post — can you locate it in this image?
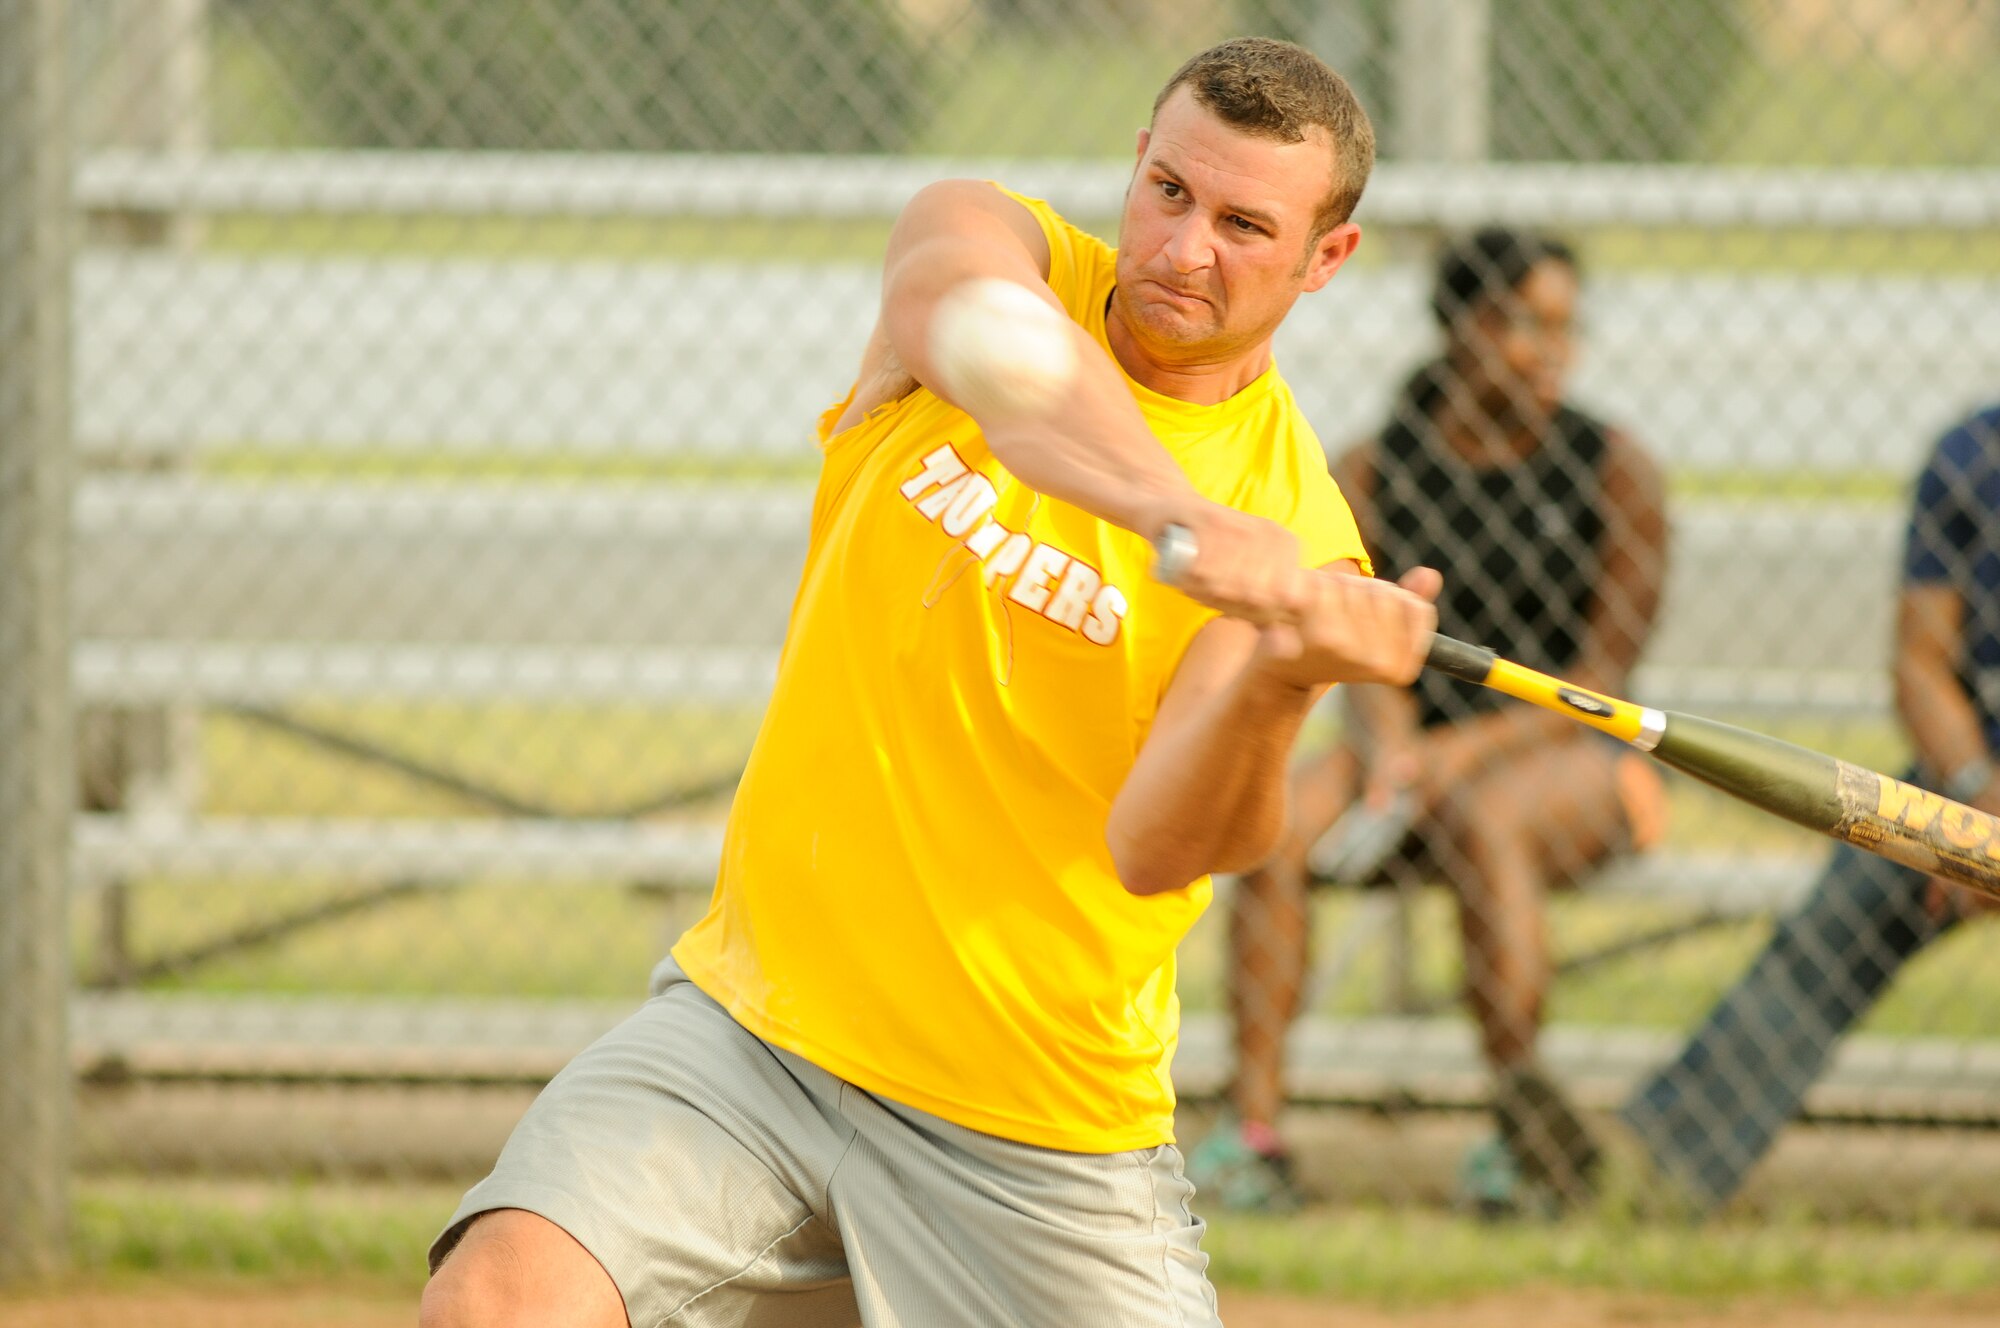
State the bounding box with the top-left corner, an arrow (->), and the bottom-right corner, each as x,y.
1396,0 -> 1490,162
74,0 -> 209,990
0,0 -> 76,1284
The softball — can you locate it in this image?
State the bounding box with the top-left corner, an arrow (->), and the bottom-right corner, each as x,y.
928,277 -> 1078,419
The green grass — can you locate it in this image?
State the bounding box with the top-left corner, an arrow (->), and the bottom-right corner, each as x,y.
1706,58 -> 2000,171
908,36 -> 1182,159
201,702 -> 759,819
74,1179 -> 452,1287
1205,1206 -> 2000,1304
74,700 -> 755,995
94,881 -> 689,1000
62,1179 -> 2000,1304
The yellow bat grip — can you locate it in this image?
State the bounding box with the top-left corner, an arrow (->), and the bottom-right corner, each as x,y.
1481,657 -> 1657,746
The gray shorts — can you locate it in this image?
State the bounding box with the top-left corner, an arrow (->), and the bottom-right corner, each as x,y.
429,958 -> 1221,1328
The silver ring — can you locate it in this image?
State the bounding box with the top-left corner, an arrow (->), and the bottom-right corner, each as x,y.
1153,524 -> 1197,586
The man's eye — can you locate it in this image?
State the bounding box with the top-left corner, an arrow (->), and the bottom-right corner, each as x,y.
1230,216 -> 1258,233
1159,181 -> 1181,198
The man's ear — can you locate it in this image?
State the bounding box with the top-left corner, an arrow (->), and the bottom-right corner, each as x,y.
1302,222 -> 1363,293
1134,126 -> 1150,162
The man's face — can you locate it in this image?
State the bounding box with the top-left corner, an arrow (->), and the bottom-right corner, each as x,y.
1113,87 -> 1359,360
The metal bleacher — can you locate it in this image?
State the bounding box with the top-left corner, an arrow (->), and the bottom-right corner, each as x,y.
65,153 -> 2000,1114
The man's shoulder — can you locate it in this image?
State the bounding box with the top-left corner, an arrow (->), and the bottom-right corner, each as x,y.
996,187 -> 1111,254
991,184 -> 1115,311
1950,402 -> 2000,452
1931,402 -> 2000,477
1242,375 -> 1338,484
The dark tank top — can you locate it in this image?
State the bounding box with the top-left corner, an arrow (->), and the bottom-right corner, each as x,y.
1368,377 -> 1613,730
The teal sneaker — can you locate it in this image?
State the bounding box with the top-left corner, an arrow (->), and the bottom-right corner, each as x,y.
1454,1134 -> 1560,1222
1492,1063 -> 1602,1208
1184,1119 -> 1304,1213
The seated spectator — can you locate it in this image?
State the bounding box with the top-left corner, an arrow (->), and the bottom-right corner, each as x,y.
1188,227 -> 1669,1214
1620,401 -> 2000,1212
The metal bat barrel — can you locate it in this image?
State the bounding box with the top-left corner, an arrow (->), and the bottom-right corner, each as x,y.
1654,711 -> 2000,898
1648,709 -> 1846,831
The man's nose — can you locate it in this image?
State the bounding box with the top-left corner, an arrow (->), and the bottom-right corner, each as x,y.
1163,215 -> 1216,274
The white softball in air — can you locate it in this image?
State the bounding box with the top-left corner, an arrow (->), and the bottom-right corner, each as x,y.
927,277 -> 1079,419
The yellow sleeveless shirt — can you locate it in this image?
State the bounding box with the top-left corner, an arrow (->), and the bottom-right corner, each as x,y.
672,190 -> 1369,1151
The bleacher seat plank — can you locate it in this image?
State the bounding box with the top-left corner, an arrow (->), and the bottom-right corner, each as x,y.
69,993 -> 2000,1124
73,814 -> 728,887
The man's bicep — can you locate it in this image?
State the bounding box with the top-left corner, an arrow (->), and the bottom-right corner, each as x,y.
882,181 -> 1053,300
838,184 -> 1054,423
873,182 -> 1058,403
1148,618 -> 1262,744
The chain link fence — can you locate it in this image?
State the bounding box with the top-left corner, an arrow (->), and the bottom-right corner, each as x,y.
6,0 -> 2000,1278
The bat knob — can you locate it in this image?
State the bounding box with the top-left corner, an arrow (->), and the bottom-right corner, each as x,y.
1152,523 -> 1198,587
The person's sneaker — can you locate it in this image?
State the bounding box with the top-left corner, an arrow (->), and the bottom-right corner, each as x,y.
1184,1117 -> 1304,1213
1453,1134 -> 1561,1222
1491,1062 -> 1603,1209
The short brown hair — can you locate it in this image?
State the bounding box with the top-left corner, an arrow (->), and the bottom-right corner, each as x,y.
1152,37 -> 1376,238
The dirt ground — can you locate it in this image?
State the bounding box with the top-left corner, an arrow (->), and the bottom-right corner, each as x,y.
6,1286 -> 2000,1327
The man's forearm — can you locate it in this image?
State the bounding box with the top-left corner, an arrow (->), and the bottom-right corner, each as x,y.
1895,586 -> 1991,785
885,220 -> 1199,539
1898,652 -> 1992,780
978,407 -> 1197,539
1107,668 -> 1321,896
